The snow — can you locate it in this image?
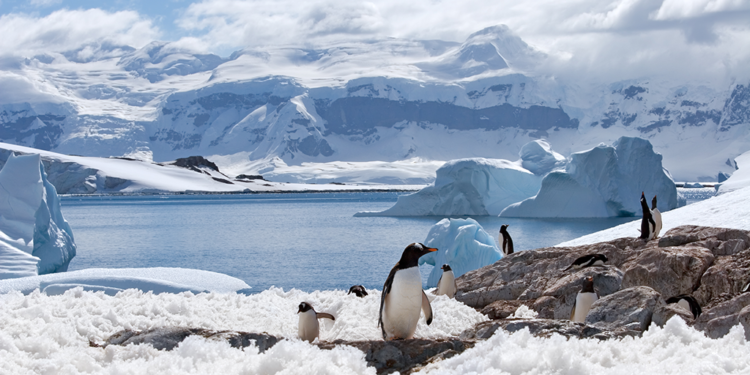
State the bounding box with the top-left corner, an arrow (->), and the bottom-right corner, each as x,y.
717,149 -> 750,194
356,157 -> 541,216
419,218 -> 502,288
501,137 -> 678,218
0,153 -> 75,279
558,185 -> 750,247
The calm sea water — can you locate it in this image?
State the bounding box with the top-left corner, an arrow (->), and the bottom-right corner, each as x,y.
61,192 -> 635,292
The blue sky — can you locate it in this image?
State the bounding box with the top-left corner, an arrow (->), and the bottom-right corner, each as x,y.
0,0 -> 748,81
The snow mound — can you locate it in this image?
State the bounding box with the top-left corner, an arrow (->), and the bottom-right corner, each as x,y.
718,149 -> 750,194
0,267 -> 250,295
356,158 -> 541,216
0,153 -> 75,279
520,139 -> 567,175
501,137 -> 678,218
557,185 -> 750,247
419,218 -> 502,288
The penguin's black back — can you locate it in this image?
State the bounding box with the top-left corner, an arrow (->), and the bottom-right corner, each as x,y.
640,193 -> 654,240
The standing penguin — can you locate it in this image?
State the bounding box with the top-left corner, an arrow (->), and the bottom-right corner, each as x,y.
651,195 -> 662,238
297,302 -> 335,342
665,294 -> 702,319
570,276 -> 598,323
379,243 -> 437,340
499,224 -> 514,256
639,192 -> 656,241
435,264 -> 457,298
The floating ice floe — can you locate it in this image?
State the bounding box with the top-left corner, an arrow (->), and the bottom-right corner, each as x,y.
419,218 -> 502,288
0,153 -> 76,279
501,136 -> 678,218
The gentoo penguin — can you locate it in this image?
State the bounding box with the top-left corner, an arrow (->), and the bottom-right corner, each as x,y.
564,254 -> 608,271
665,294 -> 702,319
378,243 -> 437,340
348,285 -> 368,298
499,225 -> 514,256
297,302 -> 335,343
639,192 -> 656,241
570,276 -> 598,323
743,280 -> 750,293
435,264 -> 457,298
651,195 -> 662,238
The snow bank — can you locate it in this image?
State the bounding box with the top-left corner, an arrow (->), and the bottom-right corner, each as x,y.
718,149 -> 750,194
356,158 -> 541,216
0,286 -> 485,374
501,137 -> 677,218
419,218 -> 502,288
0,267 -> 250,295
0,153 -> 75,279
558,185 -> 750,247
416,317 -> 750,374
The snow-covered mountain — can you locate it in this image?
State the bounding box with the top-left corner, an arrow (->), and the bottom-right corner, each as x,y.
1,25 -> 748,182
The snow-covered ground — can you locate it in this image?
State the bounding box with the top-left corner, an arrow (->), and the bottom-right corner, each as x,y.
558,185 -> 750,247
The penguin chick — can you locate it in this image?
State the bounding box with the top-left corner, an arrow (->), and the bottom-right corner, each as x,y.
297,302 -> 335,343
499,225 -> 514,256
379,243 -> 437,340
570,276 -> 598,323
348,285 -> 368,298
564,254 -> 608,271
435,264 -> 457,298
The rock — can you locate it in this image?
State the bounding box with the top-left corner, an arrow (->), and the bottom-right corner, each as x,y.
652,303 -> 695,327
459,319 -> 637,341
171,156 -> 220,173
694,293 -> 750,339
620,246 -> 714,298
480,300 -> 527,319
536,266 -> 623,320
585,286 -> 665,332
100,327 -> 280,352
693,248 -> 750,307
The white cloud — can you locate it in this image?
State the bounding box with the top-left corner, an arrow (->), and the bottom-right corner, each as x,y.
0,9 -> 160,56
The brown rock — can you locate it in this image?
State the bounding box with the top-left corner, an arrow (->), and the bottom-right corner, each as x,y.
620,246 -> 714,298
693,250 -> 750,307
480,300 -> 528,319
585,286 -> 665,331
695,293 -> 750,339
537,266 -> 623,320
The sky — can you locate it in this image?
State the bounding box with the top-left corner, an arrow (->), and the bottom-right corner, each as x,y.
0,0 -> 749,83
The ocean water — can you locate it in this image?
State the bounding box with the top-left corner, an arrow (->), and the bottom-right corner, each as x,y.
61,192 -> 634,292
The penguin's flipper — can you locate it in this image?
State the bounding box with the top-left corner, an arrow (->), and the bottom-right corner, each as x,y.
570,299 -> 577,321
316,312 -> 335,321
421,290 -> 433,325
378,262 -> 399,335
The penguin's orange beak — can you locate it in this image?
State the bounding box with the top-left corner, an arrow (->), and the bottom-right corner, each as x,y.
426,247 -> 437,252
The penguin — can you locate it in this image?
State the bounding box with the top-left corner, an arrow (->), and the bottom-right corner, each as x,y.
378,243 -> 437,340
651,195 -> 662,239
435,264 -> 457,298
499,224 -> 514,256
665,294 -> 702,319
639,192 -> 656,241
570,276 -> 598,323
743,280 -> 750,294
564,254 -> 608,271
348,285 -> 368,298
297,302 -> 335,343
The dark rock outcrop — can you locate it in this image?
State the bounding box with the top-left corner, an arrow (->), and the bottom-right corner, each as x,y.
96,327 -> 280,352
171,155 -> 220,173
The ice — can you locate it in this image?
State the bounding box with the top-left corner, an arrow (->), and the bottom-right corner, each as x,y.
519,139 -> 567,175
0,153 -> 76,279
356,158 -> 541,216
717,149 -> 750,194
419,218 -> 502,288
501,137 -> 678,218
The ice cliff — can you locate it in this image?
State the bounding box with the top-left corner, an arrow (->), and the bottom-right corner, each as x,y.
0,153 -> 76,279
419,218 -> 502,288
501,137 -> 678,218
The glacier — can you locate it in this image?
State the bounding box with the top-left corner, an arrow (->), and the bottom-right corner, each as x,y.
419,218 -> 502,288
717,149 -> 750,195
0,153 -> 76,279
501,137 -> 678,218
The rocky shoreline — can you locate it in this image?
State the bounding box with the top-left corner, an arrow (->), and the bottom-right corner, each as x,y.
97,225 -> 750,374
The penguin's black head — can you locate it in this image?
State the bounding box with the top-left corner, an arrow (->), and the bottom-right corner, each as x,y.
441,264 -> 452,271
581,276 -> 595,293
500,224 -> 509,233
348,285 -> 368,297
651,195 -> 657,210
298,302 -> 314,314
399,243 -> 437,268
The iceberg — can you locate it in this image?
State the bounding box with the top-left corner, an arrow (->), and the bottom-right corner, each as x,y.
717,150 -> 750,194
356,158 -> 542,216
501,137 -> 678,218
419,218 -> 502,288
519,139 -> 566,175
0,153 -> 76,279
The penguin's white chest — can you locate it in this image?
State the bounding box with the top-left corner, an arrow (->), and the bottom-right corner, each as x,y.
436,270 -> 456,298
298,310 -> 320,342
383,267 -> 423,339
652,208 -> 662,237
676,299 -> 691,314
572,292 -> 598,323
